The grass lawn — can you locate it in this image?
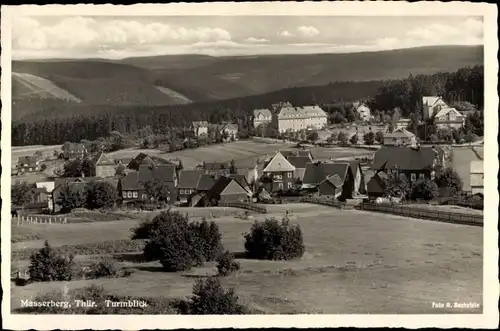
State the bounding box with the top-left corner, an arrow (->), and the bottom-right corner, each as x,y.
11,204 -> 482,314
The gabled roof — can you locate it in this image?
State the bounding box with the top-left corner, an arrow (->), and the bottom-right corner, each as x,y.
297,150 -> 313,159
278,105 -> 328,119
18,156 -> 38,166
120,172 -> 139,190
385,129 -> 416,139
333,160 -> 362,178
178,170 -> 205,189
320,174 -> 343,187
137,164 -> 176,183
263,152 -> 296,173
253,108 -> 272,118
220,123 -> 238,131
423,96 -> 445,107
228,174 -> 252,194
434,107 -> 464,119
197,174 -> 216,191
287,156 -> 312,169
371,146 -> 436,171
302,162 -> 351,186
207,176 -> 233,196
94,152 -> 115,166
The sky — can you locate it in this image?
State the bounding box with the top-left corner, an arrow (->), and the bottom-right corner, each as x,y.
12,16 -> 484,60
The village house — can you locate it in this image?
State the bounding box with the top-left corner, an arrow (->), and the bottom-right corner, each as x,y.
383,128 -> 417,146
301,161 -> 357,200
200,161 -> 231,178
219,123 -> 239,142
287,155 -> 313,181
192,121 -> 209,137
94,152 -> 116,178
370,146 -> 443,185
127,153 -> 155,171
228,174 -> 254,196
177,170 -> 205,203
119,164 -> 178,204
36,181 -> 55,211
277,105 -> 328,133
366,171 -> 390,199
12,184 -> 51,214
17,156 -> 41,173
196,174 -> 216,195
63,142 -> 88,160
206,176 -> 252,205
470,160 -> 484,195
433,107 -> 466,130
253,108 -> 273,128
423,96 -> 448,120
394,118 -> 412,131
353,102 -> 372,122
260,151 -> 296,192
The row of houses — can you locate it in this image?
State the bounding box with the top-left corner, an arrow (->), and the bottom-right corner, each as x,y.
192,121 -> 239,140
15,142 -> 484,213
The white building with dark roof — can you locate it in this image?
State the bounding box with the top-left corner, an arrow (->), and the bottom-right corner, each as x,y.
253,108 -> 273,128
277,105 -> 328,133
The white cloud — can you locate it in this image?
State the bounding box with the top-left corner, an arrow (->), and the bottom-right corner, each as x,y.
13,16 -> 232,51
245,37 -> 269,43
278,30 -> 295,38
297,26 -> 320,37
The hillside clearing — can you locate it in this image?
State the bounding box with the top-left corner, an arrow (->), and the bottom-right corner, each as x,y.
11,204 -> 482,314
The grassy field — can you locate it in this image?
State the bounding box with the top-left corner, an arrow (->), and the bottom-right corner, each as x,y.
11,203 -> 482,314
111,140 -> 373,169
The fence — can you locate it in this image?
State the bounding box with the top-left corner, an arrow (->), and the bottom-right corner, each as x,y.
218,201 -> 267,214
357,203 -> 483,227
301,197 -> 346,209
13,214 -> 68,225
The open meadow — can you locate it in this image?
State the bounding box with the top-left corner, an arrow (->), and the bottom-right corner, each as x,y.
11,203 -> 482,314
111,139 -> 374,169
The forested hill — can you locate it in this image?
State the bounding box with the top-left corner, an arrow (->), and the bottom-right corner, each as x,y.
12,65 -> 484,146
12,45 -> 483,120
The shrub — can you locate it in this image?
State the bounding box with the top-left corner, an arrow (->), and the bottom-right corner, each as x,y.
185,277 -> 246,314
144,211 -> 201,271
375,131 -> 384,144
143,211 -> 224,271
411,179 -> 439,201
28,241 -> 76,282
363,131 -> 375,145
216,251 -> 240,276
86,181 -> 118,210
244,217 -> 305,260
435,167 -> 463,196
87,257 -> 121,279
189,218 -> 223,262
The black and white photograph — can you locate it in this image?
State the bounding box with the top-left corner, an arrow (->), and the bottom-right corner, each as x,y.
1,2 -> 498,329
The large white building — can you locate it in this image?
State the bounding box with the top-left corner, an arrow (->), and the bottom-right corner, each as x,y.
278,105 -> 328,133
422,96 -> 465,129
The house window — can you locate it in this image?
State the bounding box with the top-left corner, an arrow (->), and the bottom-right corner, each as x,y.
410,173 -> 416,181
122,192 -> 127,198
278,183 -> 283,189
127,191 -> 133,198
179,189 -> 184,195
29,168 -> 32,172
288,182 -> 292,189
142,194 -> 147,199
419,173 -> 425,181
275,174 -> 282,180
287,172 -> 292,178
133,191 -> 138,198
